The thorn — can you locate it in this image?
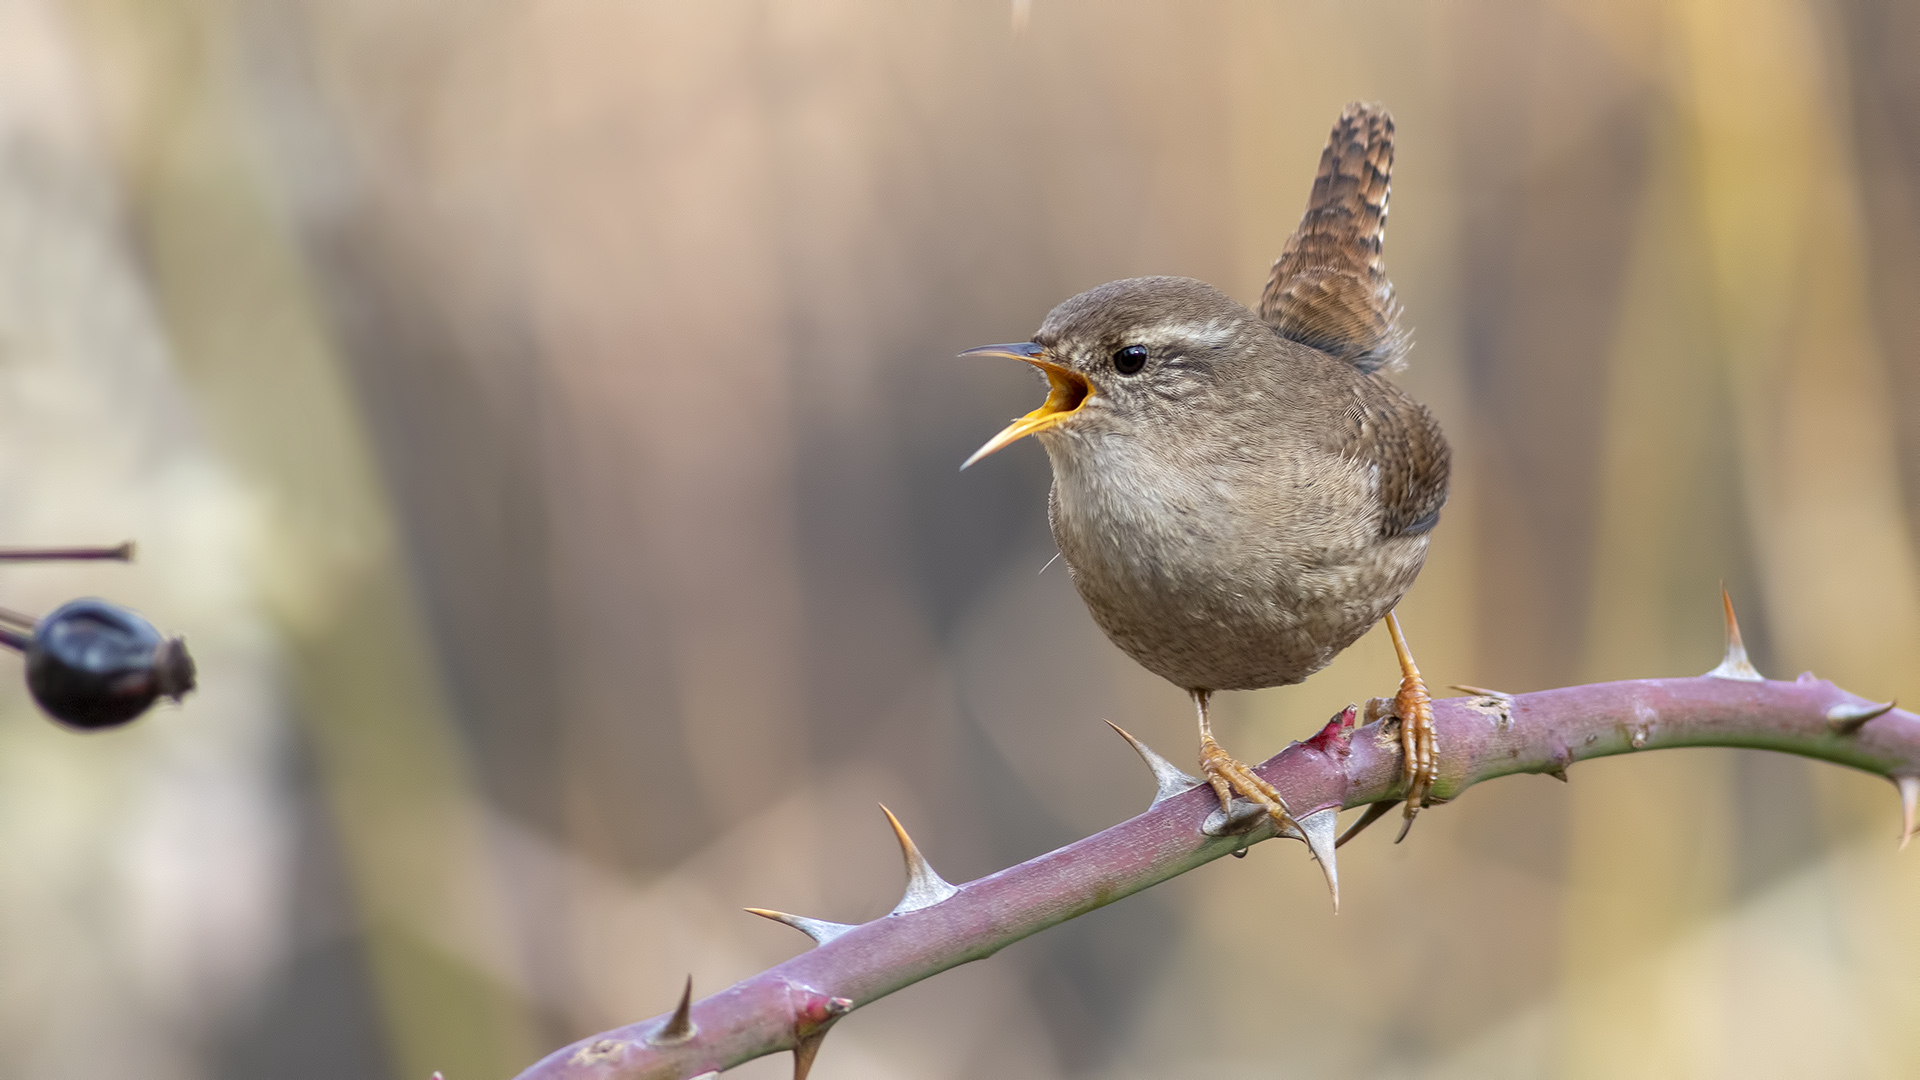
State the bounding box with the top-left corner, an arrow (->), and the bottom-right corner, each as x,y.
1827,699 -> 1896,735
1548,768 -> 1569,782
793,1031 -> 827,1080
1203,797 -> 1282,837
1335,801 -> 1397,848
880,805 -> 959,913
1448,684 -> 1513,701
1899,776 -> 1918,852
1105,720 -> 1201,806
1705,585 -> 1764,681
745,907 -> 857,945
1298,807 -> 1340,912
788,991 -> 852,1080
651,976 -> 695,1044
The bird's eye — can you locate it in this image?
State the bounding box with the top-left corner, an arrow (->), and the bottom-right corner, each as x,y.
1112,345 -> 1148,375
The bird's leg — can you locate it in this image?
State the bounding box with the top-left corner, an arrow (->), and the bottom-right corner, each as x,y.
1193,689 -> 1299,835
1377,610 -> 1436,841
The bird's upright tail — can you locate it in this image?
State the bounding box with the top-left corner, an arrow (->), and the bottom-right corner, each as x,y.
1258,102 -> 1407,373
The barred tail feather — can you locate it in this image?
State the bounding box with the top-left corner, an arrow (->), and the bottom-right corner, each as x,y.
1259,102 -> 1408,373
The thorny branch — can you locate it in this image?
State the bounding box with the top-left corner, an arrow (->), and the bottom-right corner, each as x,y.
510,597 -> 1918,1080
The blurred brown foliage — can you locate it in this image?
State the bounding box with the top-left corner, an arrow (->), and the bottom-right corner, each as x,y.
3,1 -> 1920,1078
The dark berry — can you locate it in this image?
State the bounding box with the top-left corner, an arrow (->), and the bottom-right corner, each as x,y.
26,599 -> 195,730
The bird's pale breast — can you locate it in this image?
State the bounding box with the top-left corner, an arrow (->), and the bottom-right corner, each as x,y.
1044,427 -> 1430,692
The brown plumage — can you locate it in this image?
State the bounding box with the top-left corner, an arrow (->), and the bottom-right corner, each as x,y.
1261,102 -> 1406,373
962,102 -> 1448,843
1322,373 -> 1450,542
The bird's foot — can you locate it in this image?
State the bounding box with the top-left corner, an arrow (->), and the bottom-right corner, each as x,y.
1378,610 -> 1437,841
1395,669 -> 1438,821
1198,732 -> 1299,837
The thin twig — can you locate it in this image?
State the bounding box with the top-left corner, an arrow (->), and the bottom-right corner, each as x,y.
0,542 -> 133,562
0,605 -> 39,631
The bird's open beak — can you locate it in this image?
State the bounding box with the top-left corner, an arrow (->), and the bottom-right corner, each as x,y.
960,342 -> 1094,469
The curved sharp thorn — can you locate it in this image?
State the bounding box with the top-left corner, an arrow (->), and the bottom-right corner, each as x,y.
1705,585 -> 1764,681
1336,801 -> 1397,848
1203,797 -> 1282,837
880,805 -> 959,913
1299,807 -> 1340,912
1449,683 -> 1513,702
793,1031 -> 827,1080
1105,720 -> 1202,806
651,975 -> 695,1044
1827,699 -> 1897,734
1548,767 -> 1570,783
745,907 -> 858,946
1899,776 -> 1918,852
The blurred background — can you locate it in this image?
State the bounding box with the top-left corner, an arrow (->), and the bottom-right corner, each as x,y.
2,1 -> 1918,1077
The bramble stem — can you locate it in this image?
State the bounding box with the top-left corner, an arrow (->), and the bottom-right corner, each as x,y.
512,674 -> 1920,1080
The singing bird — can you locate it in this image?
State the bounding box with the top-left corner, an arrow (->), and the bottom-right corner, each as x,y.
962,103 -> 1449,837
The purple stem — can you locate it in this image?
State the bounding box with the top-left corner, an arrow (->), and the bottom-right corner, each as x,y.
513,673 -> 1919,1080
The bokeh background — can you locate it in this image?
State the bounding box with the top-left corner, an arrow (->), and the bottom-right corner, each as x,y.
3,1 -> 1919,1077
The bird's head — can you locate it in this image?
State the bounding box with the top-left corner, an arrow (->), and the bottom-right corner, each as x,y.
960,277 -> 1275,468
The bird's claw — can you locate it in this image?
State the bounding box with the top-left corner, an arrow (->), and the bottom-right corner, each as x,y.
1393,672 -> 1436,839
1198,733 -> 1299,838
1382,611 -> 1437,840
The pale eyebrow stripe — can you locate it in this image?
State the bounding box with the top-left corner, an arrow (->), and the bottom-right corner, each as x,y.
1133,319 -> 1238,349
